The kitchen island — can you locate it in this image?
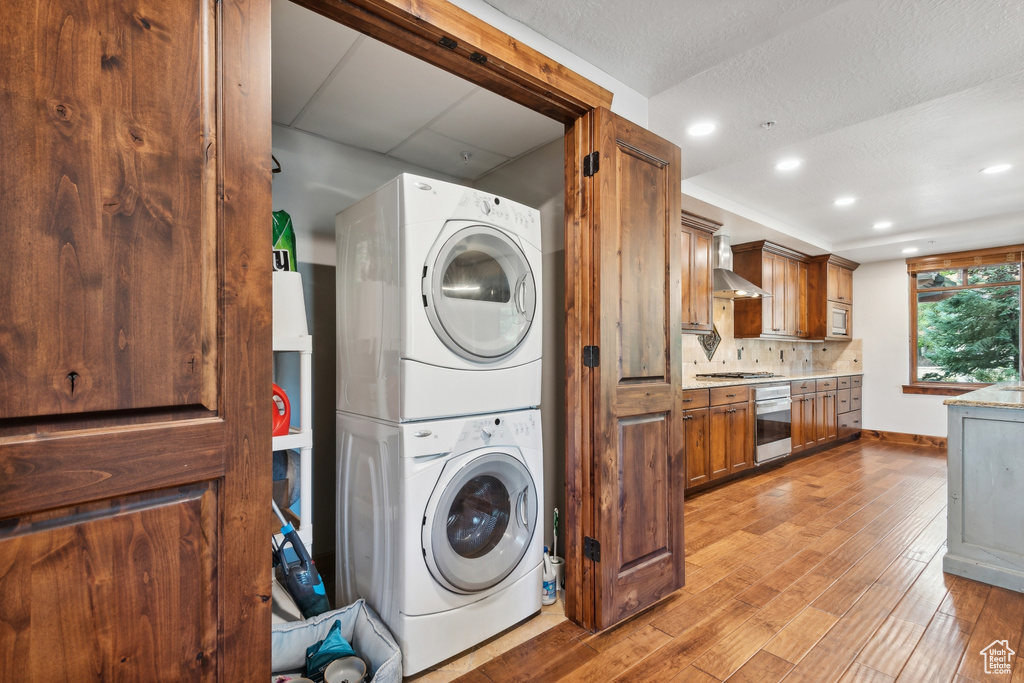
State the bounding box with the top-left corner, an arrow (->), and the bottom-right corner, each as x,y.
943,382 -> 1024,591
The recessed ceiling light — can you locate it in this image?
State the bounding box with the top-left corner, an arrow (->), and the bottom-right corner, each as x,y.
775,158 -> 802,171
873,221 -> 892,230
902,247 -> 919,254
687,121 -> 717,137
834,196 -> 856,207
981,163 -> 1013,174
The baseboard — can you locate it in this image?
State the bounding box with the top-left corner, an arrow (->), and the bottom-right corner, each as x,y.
861,429 -> 946,449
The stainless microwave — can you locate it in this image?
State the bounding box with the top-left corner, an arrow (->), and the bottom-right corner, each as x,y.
831,303 -> 850,336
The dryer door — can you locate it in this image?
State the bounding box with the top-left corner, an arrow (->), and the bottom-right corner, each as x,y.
423,450 -> 538,594
423,225 -> 536,361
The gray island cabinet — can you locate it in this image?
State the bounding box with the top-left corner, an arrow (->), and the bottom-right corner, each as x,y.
944,383 -> 1024,591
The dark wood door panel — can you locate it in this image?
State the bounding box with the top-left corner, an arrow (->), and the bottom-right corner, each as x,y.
616,414 -> 671,570
0,484 -> 218,681
0,0 -> 218,420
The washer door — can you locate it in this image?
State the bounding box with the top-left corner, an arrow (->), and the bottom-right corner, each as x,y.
423,225 -> 536,362
423,451 -> 537,594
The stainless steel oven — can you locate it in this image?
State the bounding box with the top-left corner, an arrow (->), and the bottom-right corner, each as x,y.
754,383 -> 791,464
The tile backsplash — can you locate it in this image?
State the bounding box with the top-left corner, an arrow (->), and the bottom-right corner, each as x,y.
682,300 -> 862,378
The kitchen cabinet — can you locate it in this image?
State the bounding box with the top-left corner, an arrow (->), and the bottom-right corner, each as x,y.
731,241 -> 810,339
815,390 -> 838,444
681,389 -> 712,489
680,211 -> 720,333
808,254 -> 859,340
709,386 -> 752,479
791,379 -> 816,453
837,375 -> 863,439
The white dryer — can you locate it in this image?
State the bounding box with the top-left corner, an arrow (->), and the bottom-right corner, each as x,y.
336,408 -> 543,676
335,173 -> 542,422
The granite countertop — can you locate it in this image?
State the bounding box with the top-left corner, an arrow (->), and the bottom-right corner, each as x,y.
943,382 -> 1024,410
680,370 -> 862,391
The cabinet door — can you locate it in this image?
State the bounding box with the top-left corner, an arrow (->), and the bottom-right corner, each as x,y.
761,253 -> 778,334
837,267 -> 853,303
823,392 -> 838,442
791,396 -> 806,453
796,261 -> 810,338
728,402 -> 752,473
683,408 -> 710,489
680,227 -> 695,328
814,392 -> 829,445
771,255 -> 788,334
784,257 -> 799,336
709,405 -> 732,480
826,263 -> 841,301
691,228 -> 713,331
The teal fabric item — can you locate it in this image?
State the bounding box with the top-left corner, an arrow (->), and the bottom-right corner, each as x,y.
306,619 -> 358,677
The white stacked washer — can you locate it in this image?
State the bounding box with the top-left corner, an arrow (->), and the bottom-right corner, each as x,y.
336,409 -> 542,676
334,174 -> 544,676
335,173 -> 542,423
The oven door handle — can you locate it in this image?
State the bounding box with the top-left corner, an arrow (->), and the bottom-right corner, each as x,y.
755,397 -> 791,414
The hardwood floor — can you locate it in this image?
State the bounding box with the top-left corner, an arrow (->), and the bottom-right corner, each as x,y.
451,438 -> 1023,682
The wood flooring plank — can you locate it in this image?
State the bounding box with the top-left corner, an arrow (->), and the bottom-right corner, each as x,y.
613,599 -> 757,682
937,577 -> 992,631
855,615 -> 926,678
762,606 -> 840,665
579,590 -> 686,653
839,661 -> 897,682
890,547 -> 954,627
718,649 -> 794,683
477,621 -> 592,683
452,671 -> 495,683
648,572 -> 752,637
896,612 -> 971,683
554,624 -> 670,683
955,586 -> 1024,681
784,584 -> 903,683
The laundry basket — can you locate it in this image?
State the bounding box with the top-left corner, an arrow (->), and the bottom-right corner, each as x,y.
271,599 -> 401,682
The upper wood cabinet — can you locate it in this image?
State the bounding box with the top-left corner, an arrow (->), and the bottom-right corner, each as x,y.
680,211 -> 720,333
731,241 -> 810,339
808,254 -> 859,340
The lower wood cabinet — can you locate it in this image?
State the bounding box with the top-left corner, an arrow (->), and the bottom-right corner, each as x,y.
709,401 -> 752,480
791,393 -> 815,454
683,406 -> 711,489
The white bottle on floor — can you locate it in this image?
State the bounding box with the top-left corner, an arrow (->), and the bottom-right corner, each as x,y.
542,547 -> 556,605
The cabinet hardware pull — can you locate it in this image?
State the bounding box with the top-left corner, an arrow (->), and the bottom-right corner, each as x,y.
682,398 -> 693,402
726,393 -> 736,397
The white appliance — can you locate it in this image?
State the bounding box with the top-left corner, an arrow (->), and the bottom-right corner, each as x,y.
336,174 -> 543,422
336,408 -> 543,676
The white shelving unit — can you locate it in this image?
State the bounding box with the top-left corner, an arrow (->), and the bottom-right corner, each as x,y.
273,272 -> 314,552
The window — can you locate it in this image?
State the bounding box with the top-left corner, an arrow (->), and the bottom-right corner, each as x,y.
907,246 -> 1023,393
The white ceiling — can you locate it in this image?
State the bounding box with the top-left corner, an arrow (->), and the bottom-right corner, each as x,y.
481,0 -> 1024,263
273,0 -> 1024,263
271,0 -> 564,182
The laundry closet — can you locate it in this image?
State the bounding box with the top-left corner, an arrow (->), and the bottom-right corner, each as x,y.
269,0 -> 567,669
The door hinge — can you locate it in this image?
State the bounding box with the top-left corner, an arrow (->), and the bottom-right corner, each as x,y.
583,345 -> 600,368
584,536 -> 601,562
583,151 -> 600,177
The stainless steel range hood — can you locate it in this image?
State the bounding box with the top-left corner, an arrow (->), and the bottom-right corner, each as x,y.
713,235 -> 772,299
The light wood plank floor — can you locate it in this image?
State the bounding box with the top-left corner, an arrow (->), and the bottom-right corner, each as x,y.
446,438 -> 1024,682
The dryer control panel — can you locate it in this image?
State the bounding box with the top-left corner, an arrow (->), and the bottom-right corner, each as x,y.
402,410 -> 541,458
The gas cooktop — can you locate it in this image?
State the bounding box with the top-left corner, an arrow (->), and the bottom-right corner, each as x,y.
695,371 -> 782,379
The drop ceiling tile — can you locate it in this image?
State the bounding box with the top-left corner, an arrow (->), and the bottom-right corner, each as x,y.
294,37 -> 476,153
271,0 -> 360,125
429,88 -> 564,158
389,129 -> 509,181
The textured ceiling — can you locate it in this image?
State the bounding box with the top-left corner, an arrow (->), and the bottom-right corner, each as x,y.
482,0 -> 1024,262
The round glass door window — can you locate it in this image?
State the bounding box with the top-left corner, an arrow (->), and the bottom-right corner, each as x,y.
423,452 -> 537,594
424,226 -> 536,361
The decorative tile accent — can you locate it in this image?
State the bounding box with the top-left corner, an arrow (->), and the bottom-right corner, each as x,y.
698,325 -> 722,360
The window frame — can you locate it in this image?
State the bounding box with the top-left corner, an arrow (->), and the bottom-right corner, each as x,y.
905,244 -> 1024,396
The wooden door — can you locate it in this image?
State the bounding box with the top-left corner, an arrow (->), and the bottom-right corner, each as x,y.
0,1 -> 271,679
683,408 -> 710,489
727,403 -> 752,473
709,406 -> 731,480
582,108 -> 685,630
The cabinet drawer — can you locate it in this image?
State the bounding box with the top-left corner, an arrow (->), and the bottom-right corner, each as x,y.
791,379 -> 815,395
815,377 -> 837,391
850,386 -> 862,411
836,388 -> 852,413
680,388 -> 710,409
710,385 -> 750,406
838,410 -> 862,437
837,376 -> 851,389
851,375 -> 863,388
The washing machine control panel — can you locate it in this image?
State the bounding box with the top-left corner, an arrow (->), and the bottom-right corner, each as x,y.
458,413 -> 537,447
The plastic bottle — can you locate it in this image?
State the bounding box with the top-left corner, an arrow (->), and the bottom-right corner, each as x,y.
542,546 -> 556,605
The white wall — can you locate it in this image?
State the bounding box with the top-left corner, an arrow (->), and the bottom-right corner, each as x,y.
271,125 -> 462,265
448,0 -> 649,127
855,259 -> 948,437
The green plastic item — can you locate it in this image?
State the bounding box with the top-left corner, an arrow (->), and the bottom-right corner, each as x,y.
273,210 -> 297,272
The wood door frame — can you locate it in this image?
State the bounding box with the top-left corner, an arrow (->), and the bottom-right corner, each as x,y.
284,0 -> 611,630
